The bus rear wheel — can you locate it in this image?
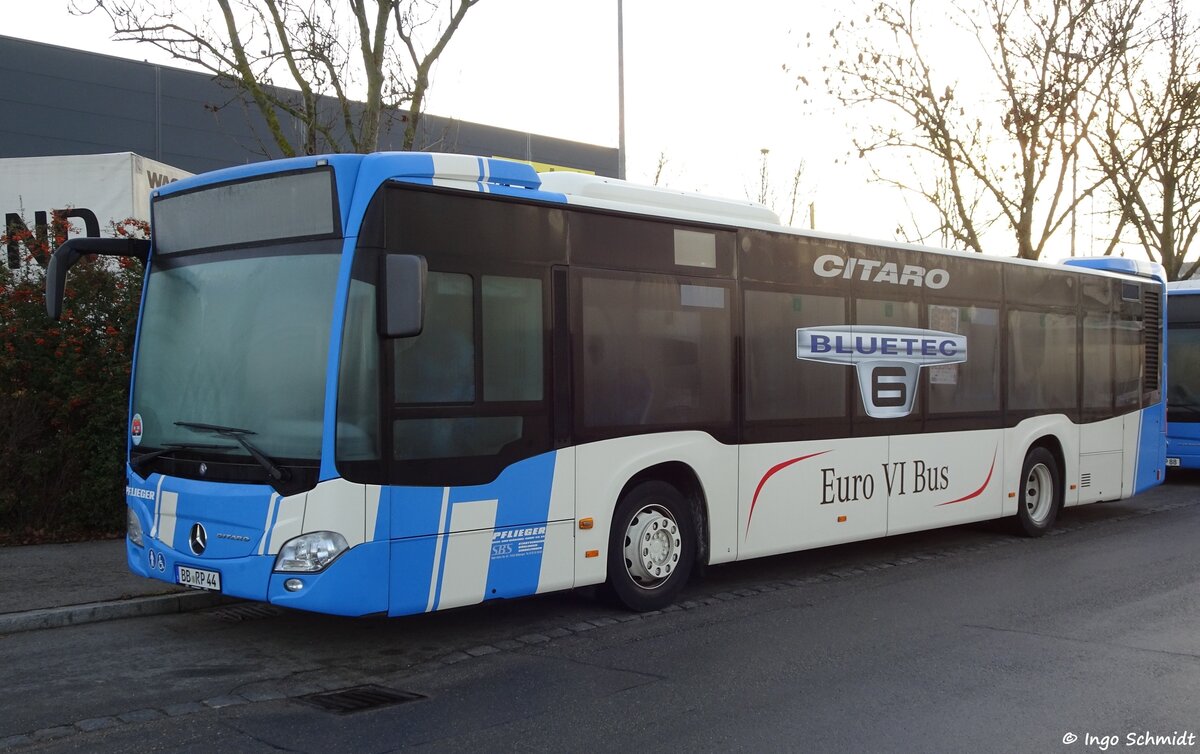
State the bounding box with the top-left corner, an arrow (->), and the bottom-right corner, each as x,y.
606,480 -> 695,612
1016,447 -> 1062,537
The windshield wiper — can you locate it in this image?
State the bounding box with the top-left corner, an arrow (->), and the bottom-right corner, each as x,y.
174,421 -> 291,483
130,442 -> 238,477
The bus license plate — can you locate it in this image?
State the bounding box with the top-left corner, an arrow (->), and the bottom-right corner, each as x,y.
177,565 -> 221,591
1166,457 -> 1181,467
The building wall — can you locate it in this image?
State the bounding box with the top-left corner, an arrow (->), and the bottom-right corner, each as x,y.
0,35 -> 618,177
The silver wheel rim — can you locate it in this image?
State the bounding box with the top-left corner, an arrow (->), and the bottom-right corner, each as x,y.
623,504 -> 681,590
1024,463 -> 1054,525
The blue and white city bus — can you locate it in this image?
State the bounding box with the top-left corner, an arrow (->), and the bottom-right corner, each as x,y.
1166,281 -> 1200,469
46,153 -> 1167,617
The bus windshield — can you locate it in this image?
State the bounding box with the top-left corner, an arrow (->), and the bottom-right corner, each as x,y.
130,244 -> 342,465
1167,297 -> 1200,423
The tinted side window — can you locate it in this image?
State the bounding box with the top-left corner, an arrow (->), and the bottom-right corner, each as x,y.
928,304 -> 1001,415
1081,311 -> 1116,414
394,272 -> 475,404
389,270 -> 549,485
578,271 -> 732,433
483,276 -> 543,402
1008,310 -> 1079,413
744,290 -> 847,422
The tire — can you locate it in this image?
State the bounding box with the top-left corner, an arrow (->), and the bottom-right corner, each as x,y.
1015,447 -> 1062,537
605,480 -> 696,612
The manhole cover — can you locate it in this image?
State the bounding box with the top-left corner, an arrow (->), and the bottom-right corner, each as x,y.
298,685 -> 426,714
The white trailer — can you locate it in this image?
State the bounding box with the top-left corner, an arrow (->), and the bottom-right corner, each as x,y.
3,152 -> 191,267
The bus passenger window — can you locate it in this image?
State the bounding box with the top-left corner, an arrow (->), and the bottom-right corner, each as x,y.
394,272 -> 474,404
1008,310 -> 1079,412
482,276 -> 543,402
928,305 -> 1000,415
580,273 -> 731,430
744,290 -> 846,422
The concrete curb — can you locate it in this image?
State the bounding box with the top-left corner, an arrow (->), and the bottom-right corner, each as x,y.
0,591 -> 235,635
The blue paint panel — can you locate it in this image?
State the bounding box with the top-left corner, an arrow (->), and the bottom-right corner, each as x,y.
388,485 -> 447,540
389,536 -> 440,616
268,540 -> 389,616
484,159 -> 543,189
318,233 -> 361,480
129,534 -> 274,602
1135,406 -> 1166,493
446,452 -> 557,528
1063,257 -> 1167,281
1167,406 -> 1200,469
162,476 -> 277,558
343,153 -> 567,237
343,153 -> 437,237
386,451 -> 560,616
127,473 -> 277,600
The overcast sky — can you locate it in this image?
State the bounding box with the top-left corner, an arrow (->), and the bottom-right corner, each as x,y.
1,0 -> 1157,263
3,2 -> 892,232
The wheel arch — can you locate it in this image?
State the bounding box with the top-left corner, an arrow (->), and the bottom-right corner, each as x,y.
1027,434 -> 1067,502
616,461 -> 710,568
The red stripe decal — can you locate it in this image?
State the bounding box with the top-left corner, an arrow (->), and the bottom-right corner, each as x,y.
745,451 -> 830,536
936,448 -> 997,507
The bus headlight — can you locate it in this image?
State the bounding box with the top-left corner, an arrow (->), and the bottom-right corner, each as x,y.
274,531 -> 349,573
127,507 -> 144,547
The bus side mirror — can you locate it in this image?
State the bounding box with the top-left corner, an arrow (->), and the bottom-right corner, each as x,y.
379,254 -> 427,338
46,237 -> 151,320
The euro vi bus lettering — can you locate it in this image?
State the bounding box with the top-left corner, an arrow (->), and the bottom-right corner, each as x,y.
821,460 -> 950,504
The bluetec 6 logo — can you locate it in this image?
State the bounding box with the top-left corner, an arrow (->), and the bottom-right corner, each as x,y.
796,325 -> 967,418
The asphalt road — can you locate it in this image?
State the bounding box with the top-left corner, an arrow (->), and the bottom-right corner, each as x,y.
4,473 -> 1199,753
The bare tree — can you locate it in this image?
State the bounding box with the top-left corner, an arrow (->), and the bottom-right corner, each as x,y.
1091,0 -> 1200,279
652,151 -> 668,186
755,148 -> 773,206
785,160 -> 807,226
75,0 -> 481,155
815,0 -> 1139,259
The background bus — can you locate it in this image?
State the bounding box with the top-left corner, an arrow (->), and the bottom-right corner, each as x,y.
1167,280 -> 1200,469
46,152 -> 1167,617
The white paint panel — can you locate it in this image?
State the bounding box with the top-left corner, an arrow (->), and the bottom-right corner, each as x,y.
1079,415 -> 1126,454
1078,452 -> 1123,503
157,490 -> 179,549
266,493 -> 307,554
426,487 -> 450,613
258,493 -> 280,555
887,430 -> 1003,536
574,432 -> 737,588
1002,415 -> 1080,515
739,437 -> 888,560
149,475 -> 167,539
546,448 -> 576,523
437,499 -> 498,610
302,478 -> 366,546
364,485 -> 382,542
1123,413 -> 1142,497
536,520 -> 575,594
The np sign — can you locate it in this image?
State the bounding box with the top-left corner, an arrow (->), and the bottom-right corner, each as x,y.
796,325 -> 967,419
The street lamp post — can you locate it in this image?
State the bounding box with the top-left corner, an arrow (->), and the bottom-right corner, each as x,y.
618,0 -> 626,180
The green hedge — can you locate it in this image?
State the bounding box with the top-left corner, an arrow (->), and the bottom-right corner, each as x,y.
0,219 -> 144,542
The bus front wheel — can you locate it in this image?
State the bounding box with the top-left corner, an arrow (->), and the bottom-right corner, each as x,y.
606,480 -> 695,612
1016,447 -> 1062,537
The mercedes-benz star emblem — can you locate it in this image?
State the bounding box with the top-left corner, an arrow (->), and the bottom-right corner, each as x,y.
199,462 -> 208,476
189,522 -> 207,555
